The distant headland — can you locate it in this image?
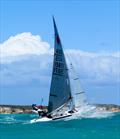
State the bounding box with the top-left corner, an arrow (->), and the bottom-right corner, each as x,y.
0,105 -> 33,114
0,104 -> 120,114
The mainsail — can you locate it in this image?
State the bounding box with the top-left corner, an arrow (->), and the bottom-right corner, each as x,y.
48,17 -> 72,113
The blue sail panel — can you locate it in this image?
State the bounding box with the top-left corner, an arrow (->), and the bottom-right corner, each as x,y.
48,17 -> 72,113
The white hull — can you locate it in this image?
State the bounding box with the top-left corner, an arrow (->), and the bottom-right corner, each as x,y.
30,117 -> 52,123
32,110 -> 38,114
30,113 -> 72,123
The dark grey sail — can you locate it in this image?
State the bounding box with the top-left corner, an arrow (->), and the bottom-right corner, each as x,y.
48,17 -> 72,113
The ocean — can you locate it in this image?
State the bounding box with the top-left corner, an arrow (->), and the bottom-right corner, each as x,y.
0,111 -> 120,139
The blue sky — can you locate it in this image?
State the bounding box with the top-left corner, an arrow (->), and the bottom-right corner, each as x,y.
1,0 -> 119,51
0,0 -> 120,105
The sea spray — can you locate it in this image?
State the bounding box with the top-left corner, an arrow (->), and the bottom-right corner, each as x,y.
65,104 -> 114,121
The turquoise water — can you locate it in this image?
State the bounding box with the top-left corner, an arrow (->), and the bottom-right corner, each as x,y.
0,113 -> 120,139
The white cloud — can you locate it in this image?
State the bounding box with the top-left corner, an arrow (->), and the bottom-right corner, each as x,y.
0,32 -> 50,63
66,50 -> 120,84
0,32 -> 119,87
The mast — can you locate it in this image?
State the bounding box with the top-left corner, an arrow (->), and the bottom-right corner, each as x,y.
48,17 -> 72,113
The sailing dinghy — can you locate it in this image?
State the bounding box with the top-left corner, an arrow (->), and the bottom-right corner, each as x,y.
31,17 -> 86,123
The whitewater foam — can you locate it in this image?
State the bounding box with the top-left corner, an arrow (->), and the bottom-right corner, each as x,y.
65,104 -> 114,121
0,115 -> 17,124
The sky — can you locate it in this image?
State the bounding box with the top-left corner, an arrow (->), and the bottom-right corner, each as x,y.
0,0 -> 120,105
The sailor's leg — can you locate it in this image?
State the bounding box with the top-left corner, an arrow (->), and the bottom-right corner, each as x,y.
38,111 -> 42,116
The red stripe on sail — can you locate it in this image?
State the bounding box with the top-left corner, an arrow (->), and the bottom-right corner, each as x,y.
56,36 -> 60,44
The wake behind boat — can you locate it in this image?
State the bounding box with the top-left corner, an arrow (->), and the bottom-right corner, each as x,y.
31,17 -> 86,123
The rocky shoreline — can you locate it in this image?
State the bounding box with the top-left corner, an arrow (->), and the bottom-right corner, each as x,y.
95,104 -> 120,113
0,105 -> 33,114
0,104 -> 120,114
